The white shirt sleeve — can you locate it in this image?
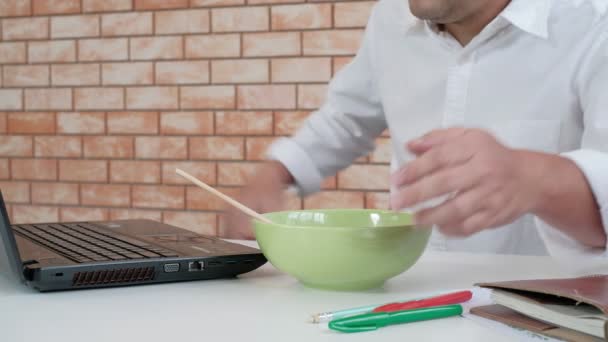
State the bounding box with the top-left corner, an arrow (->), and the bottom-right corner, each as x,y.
266,6 -> 387,196
536,28 -> 608,258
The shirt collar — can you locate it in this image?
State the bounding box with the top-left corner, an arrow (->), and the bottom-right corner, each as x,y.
499,0 -> 552,40
400,0 -> 554,39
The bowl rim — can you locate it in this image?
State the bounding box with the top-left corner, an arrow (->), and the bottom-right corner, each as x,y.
254,208 -> 426,230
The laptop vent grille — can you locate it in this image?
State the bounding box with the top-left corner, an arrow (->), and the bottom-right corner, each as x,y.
72,267 -> 155,287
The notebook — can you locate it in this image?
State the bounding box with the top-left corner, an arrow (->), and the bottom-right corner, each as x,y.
471,275 -> 608,342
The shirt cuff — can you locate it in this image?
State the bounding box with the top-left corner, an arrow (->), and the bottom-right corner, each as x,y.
266,137 -> 324,196
536,149 -> 608,258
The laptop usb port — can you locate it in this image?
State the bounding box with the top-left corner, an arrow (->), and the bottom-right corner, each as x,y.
188,261 -> 204,272
163,263 -> 180,273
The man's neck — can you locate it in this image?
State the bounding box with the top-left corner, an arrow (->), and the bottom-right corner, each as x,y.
443,0 -> 511,46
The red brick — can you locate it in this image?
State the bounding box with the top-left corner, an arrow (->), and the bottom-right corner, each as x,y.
211,59 -> 268,83
271,4 -> 331,30
12,205 -> 59,224
0,181 -> 30,203
186,185 -> 238,210
2,17 -> 48,40
101,12 -> 152,36
189,137 -> 244,160
212,7 -> 269,32
57,112 -> 105,134
285,192 -> 302,210
81,184 -> 130,207
180,86 -> 235,109
238,85 -> 295,109
126,87 -> 178,110
25,88 -> 72,111
303,29 -> 364,56
7,112 -> 55,134
130,36 -> 183,60
0,90 -> 23,110
3,65 -> 49,87
163,211 -> 217,236
162,161 -> 216,185
83,136 -> 133,158
0,159 -> 8,179
60,207 -> 109,222
135,137 -> 187,159
110,160 -> 160,184
271,58 -> 331,82
366,192 -> 389,210
217,162 -> 258,186
274,111 -> 308,135
333,56 -> 353,75
0,136 -> 32,157
51,64 -> 100,86
33,0 -> 79,15
248,0 -> 301,4
28,40 -> 76,63
334,1 -> 375,28
109,208 -> 161,221
246,137 -> 275,160
191,0 -> 244,6
155,9 -> 210,34
102,62 -> 153,85
185,34 -> 240,58
243,32 -> 300,57
321,175 -> 336,189
304,191 -> 364,209
11,159 -> 57,181
0,0 -> 31,17
0,42 -> 26,63
338,164 -> 390,190
370,138 -> 391,163
297,84 -> 327,109
160,111 -> 214,135
79,38 -> 128,61
83,0 -> 132,12
34,136 -> 81,157
51,15 -> 100,39
74,87 -> 124,110
134,0 -> 188,10
31,182 -> 78,205
132,185 -> 184,209
216,111 -> 272,135
59,160 -> 107,182
156,61 -> 209,84
107,111 -> 158,134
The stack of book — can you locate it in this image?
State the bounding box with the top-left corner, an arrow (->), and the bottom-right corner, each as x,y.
472,275 -> 608,341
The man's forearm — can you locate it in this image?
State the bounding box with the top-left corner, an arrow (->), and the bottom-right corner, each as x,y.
518,150 -> 606,248
260,160 -> 295,188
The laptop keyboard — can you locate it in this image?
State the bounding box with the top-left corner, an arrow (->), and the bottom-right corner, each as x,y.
12,223 -> 179,263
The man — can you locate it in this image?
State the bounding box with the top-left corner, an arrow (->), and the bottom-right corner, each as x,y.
226,0 -> 608,257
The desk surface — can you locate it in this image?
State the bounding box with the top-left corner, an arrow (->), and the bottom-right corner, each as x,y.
0,241 -> 581,342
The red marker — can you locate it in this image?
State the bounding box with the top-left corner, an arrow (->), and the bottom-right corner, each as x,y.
372,290 -> 473,313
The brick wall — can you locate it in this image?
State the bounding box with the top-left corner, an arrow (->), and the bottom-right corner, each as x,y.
0,0 -> 390,237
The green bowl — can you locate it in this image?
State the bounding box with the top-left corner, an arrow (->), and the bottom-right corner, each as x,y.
253,209 -> 431,291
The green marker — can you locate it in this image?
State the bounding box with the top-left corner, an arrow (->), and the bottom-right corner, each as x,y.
328,304 -> 463,333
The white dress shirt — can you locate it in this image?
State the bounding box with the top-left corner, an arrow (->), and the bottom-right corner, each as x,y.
268,0 -> 608,258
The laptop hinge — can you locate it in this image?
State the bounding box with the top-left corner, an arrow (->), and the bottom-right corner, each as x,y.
22,260 -> 38,281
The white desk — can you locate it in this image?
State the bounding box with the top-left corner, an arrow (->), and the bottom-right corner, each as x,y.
0,241 -> 581,342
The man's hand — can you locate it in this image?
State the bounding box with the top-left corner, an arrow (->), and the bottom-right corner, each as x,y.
390,128 -> 541,237
221,161 -> 294,240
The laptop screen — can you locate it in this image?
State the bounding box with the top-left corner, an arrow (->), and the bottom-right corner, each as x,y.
0,191 -> 25,283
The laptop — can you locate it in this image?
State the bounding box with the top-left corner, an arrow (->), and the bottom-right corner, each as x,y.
0,191 -> 267,292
